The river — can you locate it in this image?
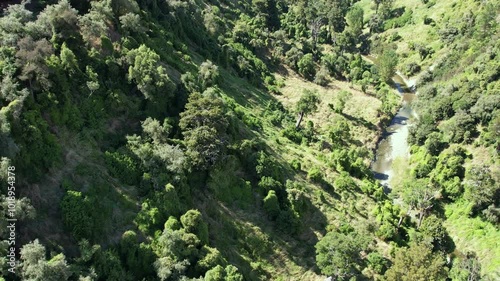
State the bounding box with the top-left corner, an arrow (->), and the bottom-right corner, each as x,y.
370,72 -> 417,192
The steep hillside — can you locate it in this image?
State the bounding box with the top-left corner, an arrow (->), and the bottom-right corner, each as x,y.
0,0 -> 498,281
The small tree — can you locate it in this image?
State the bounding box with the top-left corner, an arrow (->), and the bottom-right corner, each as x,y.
179,90 -> 228,169
449,252 -> 481,281
295,89 -> 320,129
333,90 -> 352,114
297,53 -> 315,79
198,60 -> 219,90
314,65 -> 330,86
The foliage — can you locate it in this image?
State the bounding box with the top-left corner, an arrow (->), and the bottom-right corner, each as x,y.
135,184 -> 182,234
181,209 -> 209,245
332,90 -> 352,114
297,53 -> 315,79
1,0 -> 499,280
418,215 -> 454,253
377,49 -> 398,83
296,89 -> 320,116
60,191 -> 96,241
385,242 -> 448,281
398,178 -> 439,227
449,252 -> 482,281
180,90 -> 228,169
307,167 -> 323,183
126,45 -> 175,103
20,240 -> 70,281
295,89 -> 320,128
315,229 -> 369,280
464,165 -> 499,220
263,190 -> 280,220
366,252 -> 389,274
205,265 -> 243,281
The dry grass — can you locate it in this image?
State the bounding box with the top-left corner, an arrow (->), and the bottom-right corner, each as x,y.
276,74 -> 382,150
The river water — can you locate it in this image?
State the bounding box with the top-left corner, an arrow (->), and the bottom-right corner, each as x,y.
371,73 -> 416,192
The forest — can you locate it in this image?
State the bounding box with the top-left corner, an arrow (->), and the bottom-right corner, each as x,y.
0,0 -> 498,280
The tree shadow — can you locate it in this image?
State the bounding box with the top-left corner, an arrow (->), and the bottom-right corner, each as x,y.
341,112 -> 378,131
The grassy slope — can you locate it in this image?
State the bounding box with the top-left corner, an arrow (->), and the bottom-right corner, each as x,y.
277,72 -> 382,150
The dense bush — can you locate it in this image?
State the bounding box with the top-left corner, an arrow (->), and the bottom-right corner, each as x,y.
104,150 -> 141,186
367,252 -> 389,274
60,190 -> 109,241
263,190 -> 280,220
384,9 -> 413,30
180,209 -> 209,245
281,125 -> 304,144
403,62 -> 421,76
297,53 -> 315,79
307,167 -> 323,182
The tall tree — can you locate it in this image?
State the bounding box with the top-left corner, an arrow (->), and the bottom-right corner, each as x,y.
179,89 -> 228,169
377,49 -> 398,83
346,6 -> 364,39
464,165 -> 499,217
35,0 -> 78,43
15,36 -> 54,93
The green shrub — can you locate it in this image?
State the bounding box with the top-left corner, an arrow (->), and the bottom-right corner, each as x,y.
367,252 -> 389,274
135,184 -> 182,234
376,221 -> 397,241
258,176 -> 283,193
255,151 -> 284,181
196,246 -> 224,273
181,210 -> 209,245
423,16 -> 435,25
263,190 -> 280,220
277,208 -> 300,234
404,62 -> 421,76
281,126 -> 304,144
61,191 -> 94,240
104,150 -> 141,186
94,249 -> 128,281
334,171 -> 356,191
307,167 -> 323,182
208,158 -> 252,205
164,216 -> 182,231
290,159 -> 301,171
384,9 -> 413,30
314,66 -> 330,86
297,53 -> 315,79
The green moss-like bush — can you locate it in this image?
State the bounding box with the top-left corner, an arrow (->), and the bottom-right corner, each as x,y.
307,167 -> 323,182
